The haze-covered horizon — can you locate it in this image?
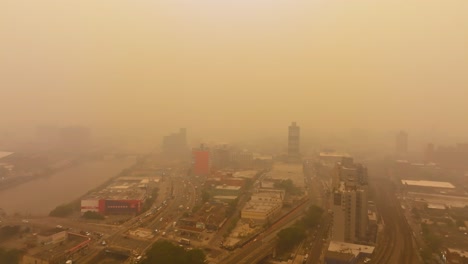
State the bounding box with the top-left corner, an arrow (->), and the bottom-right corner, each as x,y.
2,1 -> 468,151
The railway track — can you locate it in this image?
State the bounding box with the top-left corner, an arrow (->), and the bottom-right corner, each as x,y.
371,178 -> 420,264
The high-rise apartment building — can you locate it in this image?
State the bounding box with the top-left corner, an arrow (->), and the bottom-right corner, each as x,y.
288,122 -> 300,157
162,128 -> 188,159
211,144 -> 230,169
396,130 -> 408,154
331,158 -> 368,243
192,144 -> 210,176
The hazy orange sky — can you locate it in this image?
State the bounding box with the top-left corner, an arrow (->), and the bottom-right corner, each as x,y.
1,1 -> 468,147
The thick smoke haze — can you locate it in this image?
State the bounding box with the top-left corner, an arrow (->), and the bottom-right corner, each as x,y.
1,1 -> 468,151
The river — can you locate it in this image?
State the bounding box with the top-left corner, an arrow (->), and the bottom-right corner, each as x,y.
0,157 -> 135,216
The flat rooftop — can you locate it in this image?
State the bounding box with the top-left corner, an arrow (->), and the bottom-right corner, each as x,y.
401,180 -> 455,189
328,241 -> 375,257
319,152 -> 350,158
232,170 -> 258,179
213,195 -> 238,200
448,248 -> 468,258
427,203 -> 445,210
242,201 -> 280,213
83,177 -> 153,200
215,185 -> 241,190
407,192 -> 468,208
0,151 -> 13,160
252,191 -> 283,198
38,227 -> 65,237
268,163 -> 304,188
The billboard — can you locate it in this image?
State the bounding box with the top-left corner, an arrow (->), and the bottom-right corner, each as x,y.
104,200 -> 141,214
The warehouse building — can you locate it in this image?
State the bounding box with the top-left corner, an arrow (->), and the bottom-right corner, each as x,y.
80,177 -> 157,215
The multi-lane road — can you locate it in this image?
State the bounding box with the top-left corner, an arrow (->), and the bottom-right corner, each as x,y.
78,168 -> 200,263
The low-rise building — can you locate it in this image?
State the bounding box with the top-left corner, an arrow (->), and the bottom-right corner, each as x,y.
37,228 -> 67,245
446,248 -> 468,264
22,232 -> 90,264
325,241 -> 375,264
267,162 -> 305,189
241,190 -> 284,223
212,185 -> 242,197
241,201 -> 282,223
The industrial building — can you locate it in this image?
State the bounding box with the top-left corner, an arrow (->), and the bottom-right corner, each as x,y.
80,177 -> 158,215
401,179 -> 455,190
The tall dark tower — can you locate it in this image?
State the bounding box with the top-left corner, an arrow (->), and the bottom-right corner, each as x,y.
396,130 -> 408,154
288,122 -> 300,157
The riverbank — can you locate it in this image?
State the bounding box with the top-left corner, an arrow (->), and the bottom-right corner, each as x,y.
0,157 -> 136,216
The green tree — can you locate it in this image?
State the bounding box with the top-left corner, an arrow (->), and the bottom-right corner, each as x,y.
143,241 -> 205,264
49,202 -> 78,217
277,226 -> 306,254
301,205 -> 324,228
455,219 -> 465,227
82,211 -> 105,220
142,188 -> 159,213
0,226 -> 21,243
274,179 -> 301,195
201,190 -> 211,203
0,248 -> 21,264
226,198 -> 239,217
411,207 -> 421,220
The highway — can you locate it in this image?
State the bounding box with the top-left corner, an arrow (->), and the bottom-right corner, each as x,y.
79,167 -> 198,263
